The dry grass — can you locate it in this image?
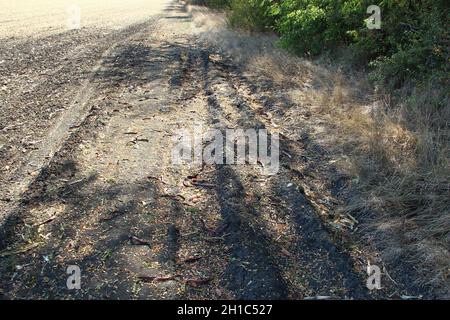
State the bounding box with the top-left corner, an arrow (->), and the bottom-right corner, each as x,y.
189,5 -> 312,86
188,5 -> 450,296
305,64 -> 449,295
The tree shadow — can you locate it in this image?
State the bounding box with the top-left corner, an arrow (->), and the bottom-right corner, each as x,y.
0,153 -> 188,298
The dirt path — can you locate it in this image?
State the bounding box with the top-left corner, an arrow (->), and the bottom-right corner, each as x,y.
1,2 -> 383,299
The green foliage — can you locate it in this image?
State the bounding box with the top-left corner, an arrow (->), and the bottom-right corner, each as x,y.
200,0 -> 449,89
366,2 -> 449,88
228,0 -> 276,31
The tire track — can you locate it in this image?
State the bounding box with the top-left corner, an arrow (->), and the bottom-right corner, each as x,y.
190,42 -> 371,298
170,45 -> 289,299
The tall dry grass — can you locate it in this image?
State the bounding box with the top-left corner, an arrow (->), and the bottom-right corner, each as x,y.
298,59 -> 449,295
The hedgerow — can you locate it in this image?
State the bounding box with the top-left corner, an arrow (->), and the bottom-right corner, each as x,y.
194,0 -> 448,88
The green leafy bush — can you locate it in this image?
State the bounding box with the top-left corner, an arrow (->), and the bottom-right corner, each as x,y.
228,0 -> 275,31
366,2 -> 449,88
200,0 -> 449,88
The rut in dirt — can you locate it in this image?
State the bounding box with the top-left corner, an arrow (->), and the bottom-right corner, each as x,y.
192,47 -> 369,299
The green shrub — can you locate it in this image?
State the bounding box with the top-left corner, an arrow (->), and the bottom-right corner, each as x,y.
228,0 -> 275,31
199,0 -> 449,88
366,3 -> 449,88
269,0 -> 368,55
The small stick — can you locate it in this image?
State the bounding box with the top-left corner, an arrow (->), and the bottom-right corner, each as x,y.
183,277 -> 212,288
138,274 -> 181,283
130,236 -> 151,246
34,216 -> 56,227
180,256 -> 202,264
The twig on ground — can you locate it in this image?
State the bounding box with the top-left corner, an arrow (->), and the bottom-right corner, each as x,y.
129,235 -> 151,246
